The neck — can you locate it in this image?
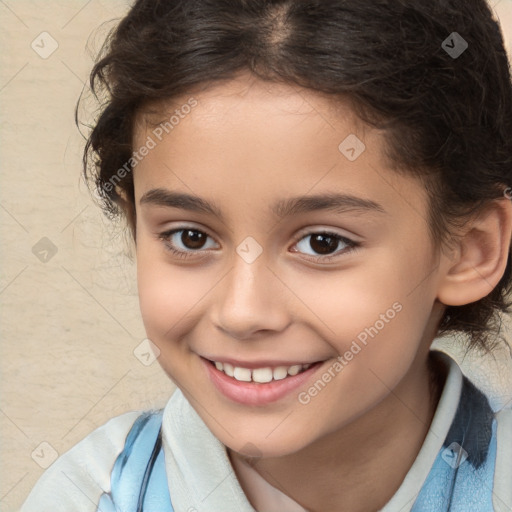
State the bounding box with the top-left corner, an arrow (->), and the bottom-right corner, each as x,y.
230,351 -> 447,512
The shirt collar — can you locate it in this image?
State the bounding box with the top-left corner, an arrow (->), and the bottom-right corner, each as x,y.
161,351 -> 462,512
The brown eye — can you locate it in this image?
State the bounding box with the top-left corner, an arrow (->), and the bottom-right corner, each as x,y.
309,234 -> 340,255
159,227 -> 218,259
292,230 -> 358,262
180,229 -> 208,249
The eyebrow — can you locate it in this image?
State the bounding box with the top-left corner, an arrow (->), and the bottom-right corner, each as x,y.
139,188 -> 386,220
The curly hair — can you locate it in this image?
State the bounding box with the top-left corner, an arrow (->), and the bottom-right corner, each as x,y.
80,0 -> 512,353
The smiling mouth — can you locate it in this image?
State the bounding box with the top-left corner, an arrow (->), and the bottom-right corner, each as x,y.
206,358 -> 322,383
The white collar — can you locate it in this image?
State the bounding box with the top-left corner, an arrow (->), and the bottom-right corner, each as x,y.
160,351 -> 462,512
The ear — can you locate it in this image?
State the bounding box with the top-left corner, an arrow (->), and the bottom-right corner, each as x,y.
437,196 -> 512,306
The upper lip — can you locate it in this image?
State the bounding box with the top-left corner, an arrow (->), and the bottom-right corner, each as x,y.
201,356 -> 326,369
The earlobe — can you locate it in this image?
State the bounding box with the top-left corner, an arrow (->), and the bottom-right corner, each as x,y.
436,197 -> 512,307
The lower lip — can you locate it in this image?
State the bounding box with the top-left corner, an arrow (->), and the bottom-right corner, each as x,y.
202,357 -> 325,406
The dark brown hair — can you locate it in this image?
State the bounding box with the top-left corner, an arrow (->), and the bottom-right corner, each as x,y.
80,0 -> 512,353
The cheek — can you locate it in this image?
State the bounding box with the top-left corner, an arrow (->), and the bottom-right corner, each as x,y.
136,242 -> 208,343
305,245 -> 435,374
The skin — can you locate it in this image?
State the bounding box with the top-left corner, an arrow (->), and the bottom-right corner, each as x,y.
131,72 -> 512,512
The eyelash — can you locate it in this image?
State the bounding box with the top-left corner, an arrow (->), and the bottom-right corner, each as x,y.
158,227 -> 360,263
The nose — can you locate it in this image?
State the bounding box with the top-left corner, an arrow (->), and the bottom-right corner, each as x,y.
212,254 -> 291,340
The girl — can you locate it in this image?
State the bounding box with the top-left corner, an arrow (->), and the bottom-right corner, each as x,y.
21,0 -> 512,510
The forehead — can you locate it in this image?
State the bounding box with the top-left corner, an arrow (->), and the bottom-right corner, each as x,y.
136,72 -> 359,135
131,74 -> 430,225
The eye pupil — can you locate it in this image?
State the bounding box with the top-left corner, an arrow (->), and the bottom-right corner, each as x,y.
182,230 -> 206,249
310,234 -> 338,255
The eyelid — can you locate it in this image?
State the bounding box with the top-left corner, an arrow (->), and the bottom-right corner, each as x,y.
159,223 -> 218,243
291,225 -> 359,244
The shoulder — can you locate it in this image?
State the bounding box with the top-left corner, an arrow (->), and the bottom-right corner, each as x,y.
20,411 -> 142,512
452,374 -> 512,510
493,406 -> 512,511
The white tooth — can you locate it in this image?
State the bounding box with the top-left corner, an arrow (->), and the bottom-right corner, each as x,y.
287,364 -> 302,376
273,366 -> 289,380
302,363 -> 312,370
252,367 -> 273,383
223,362 -> 234,377
215,361 -> 224,371
233,367 -> 252,382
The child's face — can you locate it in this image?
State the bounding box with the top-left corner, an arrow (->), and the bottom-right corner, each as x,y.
133,73 -> 446,457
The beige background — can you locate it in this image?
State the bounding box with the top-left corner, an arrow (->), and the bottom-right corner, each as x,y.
1,1 -> 512,510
